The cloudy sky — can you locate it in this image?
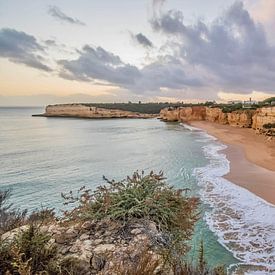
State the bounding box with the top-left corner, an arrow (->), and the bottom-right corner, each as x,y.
1,0 -> 275,106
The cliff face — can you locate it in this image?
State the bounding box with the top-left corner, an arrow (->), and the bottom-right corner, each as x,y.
252,107 -> 275,129
159,108 -> 179,121
227,110 -> 255,127
205,107 -> 228,124
179,106 -> 206,121
43,104 -> 156,119
160,106 -> 275,134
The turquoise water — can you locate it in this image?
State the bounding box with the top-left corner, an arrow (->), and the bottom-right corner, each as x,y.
0,107 -> 237,269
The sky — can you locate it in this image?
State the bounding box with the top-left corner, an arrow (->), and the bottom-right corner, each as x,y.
0,0 -> 275,106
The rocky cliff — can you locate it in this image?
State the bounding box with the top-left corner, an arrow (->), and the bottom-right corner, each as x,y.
160,106 -> 275,135
252,107 -> 275,129
227,110 -> 255,127
37,104 -> 157,119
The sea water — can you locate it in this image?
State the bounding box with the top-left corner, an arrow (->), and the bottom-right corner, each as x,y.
1,107 -> 274,273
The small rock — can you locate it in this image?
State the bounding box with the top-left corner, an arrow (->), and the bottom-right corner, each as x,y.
148,222 -> 157,232
82,240 -> 93,251
131,228 -> 142,235
69,239 -> 82,253
94,232 -> 101,238
134,234 -> 148,242
81,221 -> 95,230
93,238 -> 103,245
66,228 -> 78,238
94,244 -> 116,254
54,233 -> 67,244
48,224 -> 63,234
80,233 -> 90,241
103,231 -> 112,237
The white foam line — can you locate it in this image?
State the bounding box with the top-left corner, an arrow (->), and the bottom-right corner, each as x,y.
180,123 -> 203,132
191,128 -> 275,274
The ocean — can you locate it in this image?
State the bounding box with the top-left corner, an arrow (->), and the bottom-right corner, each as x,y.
1,107 -> 274,274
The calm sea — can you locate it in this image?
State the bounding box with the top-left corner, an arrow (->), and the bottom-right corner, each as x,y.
1,107 -> 275,273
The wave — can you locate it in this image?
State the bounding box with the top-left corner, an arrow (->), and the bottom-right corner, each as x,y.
193,132 -> 275,274
180,123 -> 202,132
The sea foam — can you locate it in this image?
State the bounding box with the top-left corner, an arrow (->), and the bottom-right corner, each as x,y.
191,129 -> 275,274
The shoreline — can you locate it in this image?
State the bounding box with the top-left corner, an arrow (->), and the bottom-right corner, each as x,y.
190,121 -> 275,205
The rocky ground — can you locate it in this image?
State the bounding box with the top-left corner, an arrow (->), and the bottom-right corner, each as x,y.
1,219 -> 167,274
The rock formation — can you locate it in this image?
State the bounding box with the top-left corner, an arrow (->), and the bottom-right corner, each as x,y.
35,104 -> 157,119
160,106 -> 275,136
1,219 -> 165,274
252,107 -> 275,130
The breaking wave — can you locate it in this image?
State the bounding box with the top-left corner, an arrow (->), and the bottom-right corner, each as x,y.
193,131 -> 275,274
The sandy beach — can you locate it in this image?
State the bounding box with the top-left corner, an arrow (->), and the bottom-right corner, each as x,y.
191,121 -> 275,205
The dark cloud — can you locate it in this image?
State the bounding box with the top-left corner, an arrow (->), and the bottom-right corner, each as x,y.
132,33 -> 153,48
58,45 -> 201,93
48,6 -> 85,26
151,1 -> 275,92
58,45 -> 141,85
0,28 -> 52,71
45,39 -> 57,47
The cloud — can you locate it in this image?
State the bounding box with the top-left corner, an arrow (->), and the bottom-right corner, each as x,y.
48,6 -> 85,26
44,39 -> 57,47
58,1 -> 275,98
151,1 -> 275,93
246,0 -> 275,44
0,28 -> 52,71
131,33 -> 153,48
152,0 -> 166,12
58,45 -> 141,85
58,45 -> 202,94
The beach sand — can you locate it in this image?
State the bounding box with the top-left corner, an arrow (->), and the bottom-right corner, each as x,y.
191,121 -> 275,205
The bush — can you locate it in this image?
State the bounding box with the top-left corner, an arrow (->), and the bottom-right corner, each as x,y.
263,123 -> 275,129
0,190 -> 27,234
0,224 -> 87,274
63,171 -> 199,230
62,171 -> 199,259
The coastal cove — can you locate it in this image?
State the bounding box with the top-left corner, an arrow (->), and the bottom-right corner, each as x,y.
1,107 -> 275,273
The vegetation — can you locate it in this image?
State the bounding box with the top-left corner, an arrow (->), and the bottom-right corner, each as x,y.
0,171 -> 226,274
0,190 -> 27,235
82,102 -> 208,114
63,171 -> 199,230
262,97 -> 275,104
78,96 -> 275,115
0,225 -> 87,274
263,123 -> 275,129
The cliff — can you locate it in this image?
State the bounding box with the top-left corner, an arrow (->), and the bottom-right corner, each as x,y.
160,106 -> 275,135
227,110 -> 255,128
35,104 -> 157,119
252,107 -> 275,129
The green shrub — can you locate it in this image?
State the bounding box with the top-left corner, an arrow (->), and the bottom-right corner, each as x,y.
0,224 -> 86,274
63,171 -> 199,232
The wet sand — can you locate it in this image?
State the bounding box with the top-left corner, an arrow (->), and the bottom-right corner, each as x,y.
191,121 -> 275,205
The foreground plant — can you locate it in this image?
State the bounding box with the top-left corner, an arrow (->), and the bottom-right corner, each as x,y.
0,171 -> 226,274
62,171 -> 199,255
0,190 -> 27,234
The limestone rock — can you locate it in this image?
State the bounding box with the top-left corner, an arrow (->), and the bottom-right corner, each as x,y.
93,244 -> 116,254
43,104 -> 156,119
81,221 -> 96,231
